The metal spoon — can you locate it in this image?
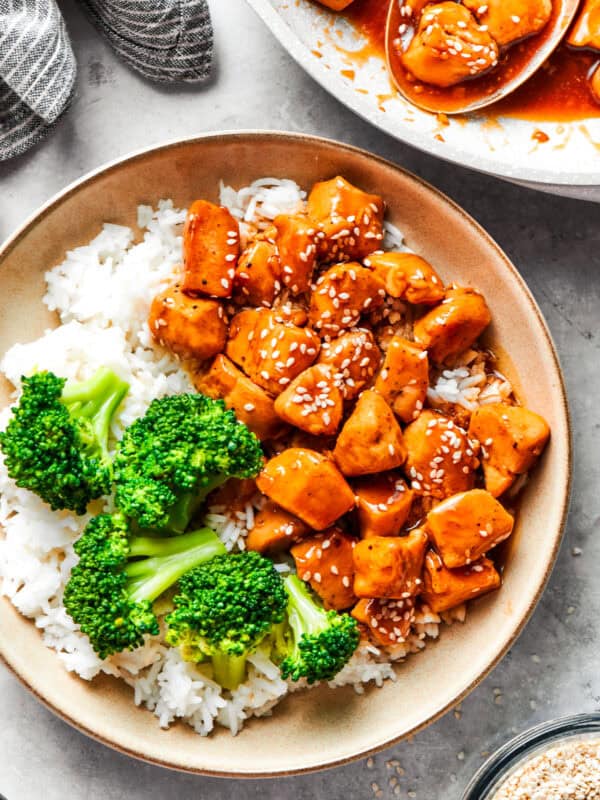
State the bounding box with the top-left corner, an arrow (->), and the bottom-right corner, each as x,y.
385,0 -> 581,114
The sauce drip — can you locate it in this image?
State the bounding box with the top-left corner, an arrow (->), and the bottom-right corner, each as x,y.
343,0 -> 600,120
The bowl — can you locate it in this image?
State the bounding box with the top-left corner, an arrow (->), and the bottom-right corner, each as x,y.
462,714 -> 600,798
0,131 -> 571,776
246,0 -> 600,201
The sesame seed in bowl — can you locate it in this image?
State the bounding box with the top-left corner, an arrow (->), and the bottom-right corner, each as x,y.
462,714 -> 600,800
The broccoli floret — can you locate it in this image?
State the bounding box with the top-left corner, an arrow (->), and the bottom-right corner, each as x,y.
277,574 -> 359,684
63,513 -> 226,659
166,550 -> 287,690
113,393 -> 263,534
0,368 -> 129,514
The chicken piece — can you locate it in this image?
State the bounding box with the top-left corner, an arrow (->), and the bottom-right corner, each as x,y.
364,252 -> 444,306
421,551 -> 501,613
352,596 -> 416,646
403,410 -> 479,498
274,364 -> 343,436
317,328 -> 382,400
401,2 -> 499,88
246,501 -> 309,554
469,403 -> 550,497
307,176 -> 385,262
256,448 -> 355,530
353,473 -> 413,538
353,529 -> 428,599
464,0 -> 552,48
404,0 -> 432,18
226,308 -> 320,396
233,240 -> 281,307
291,528 -> 357,610
194,354 -> 284,441
426,488 -> 514,568
206,478 -> 257,517
309,262 -> 386,336
314,0 -> 355,10
273,214 -> 319,295
568,0 -> 600,49
414,288 -> 492,365
374,336 -> 429,423
333,390 -> 407,477
149,283 -> 227,361
182,200 -> 239,298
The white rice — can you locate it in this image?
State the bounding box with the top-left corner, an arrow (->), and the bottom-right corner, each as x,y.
428,366 -> 513,412
0,182 -> 453,737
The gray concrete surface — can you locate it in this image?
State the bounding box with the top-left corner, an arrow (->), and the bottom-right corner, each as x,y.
1,1 -> 599,798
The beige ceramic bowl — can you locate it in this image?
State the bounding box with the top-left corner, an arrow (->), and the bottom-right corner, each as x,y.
0,132 -> 570,777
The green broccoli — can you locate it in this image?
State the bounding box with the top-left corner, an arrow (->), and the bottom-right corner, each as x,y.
0,368 -> 129,514
113,393 -> 263,534
277,574 -> 360,684
63,512 -> 226,659
166,550 -> 287,690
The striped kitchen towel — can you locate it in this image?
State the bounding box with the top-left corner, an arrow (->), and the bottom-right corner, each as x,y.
80,0 -> 213,84
0,0 -> 77,161
0,0 -> 213,161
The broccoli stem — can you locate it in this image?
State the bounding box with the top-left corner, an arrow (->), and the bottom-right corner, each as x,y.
61,367 -> 129,459
163,475 -> 228,534
284,574 -> 327,639
211,651 -> 248,691
124,528 -> 226,603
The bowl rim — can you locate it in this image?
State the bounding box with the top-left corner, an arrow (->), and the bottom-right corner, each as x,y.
0,130 -> 572,777
461,713 -> 600,799
245,0 -> 600,189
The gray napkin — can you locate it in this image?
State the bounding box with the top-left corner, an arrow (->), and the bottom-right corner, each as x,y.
0,0 -> 77,161
0,0 -> 213,161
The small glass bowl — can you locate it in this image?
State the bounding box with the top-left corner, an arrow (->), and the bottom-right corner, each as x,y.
462,713 -> 600,799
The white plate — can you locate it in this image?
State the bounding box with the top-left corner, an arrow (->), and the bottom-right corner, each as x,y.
247,0 -> 600,200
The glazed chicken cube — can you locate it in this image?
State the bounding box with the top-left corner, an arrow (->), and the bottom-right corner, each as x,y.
464,0 -> 552,48
403,0 -> 433,19
401,2 -> 499,88
317,328 -> 382,400
256,448 -> 355,530
333,390 -> 407,477
567,0 -> 600,49
291,528 -> 357,610
149,283 -> 227,361
226,308 -> 320,396
182,200 -> 240,298
469,403 -> 550,497
352,596 -> 416,646
374,336 -> 429,423
353,529 -> 428,599
353,473 -> 413,538
413,288 -> 492,365
273,214 -> 319,294
421,551 -> 501,613
233,240 -> 281,307
364,252 -> 444,305
426,488 -> 514,568
403,410 -> 479,498
194,354 -> 284,441
246,500 -> 309,554
274,364 -> 344,436
309,262 -> 386,336
307,176 -> 385,262
314,0 -> 355,10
